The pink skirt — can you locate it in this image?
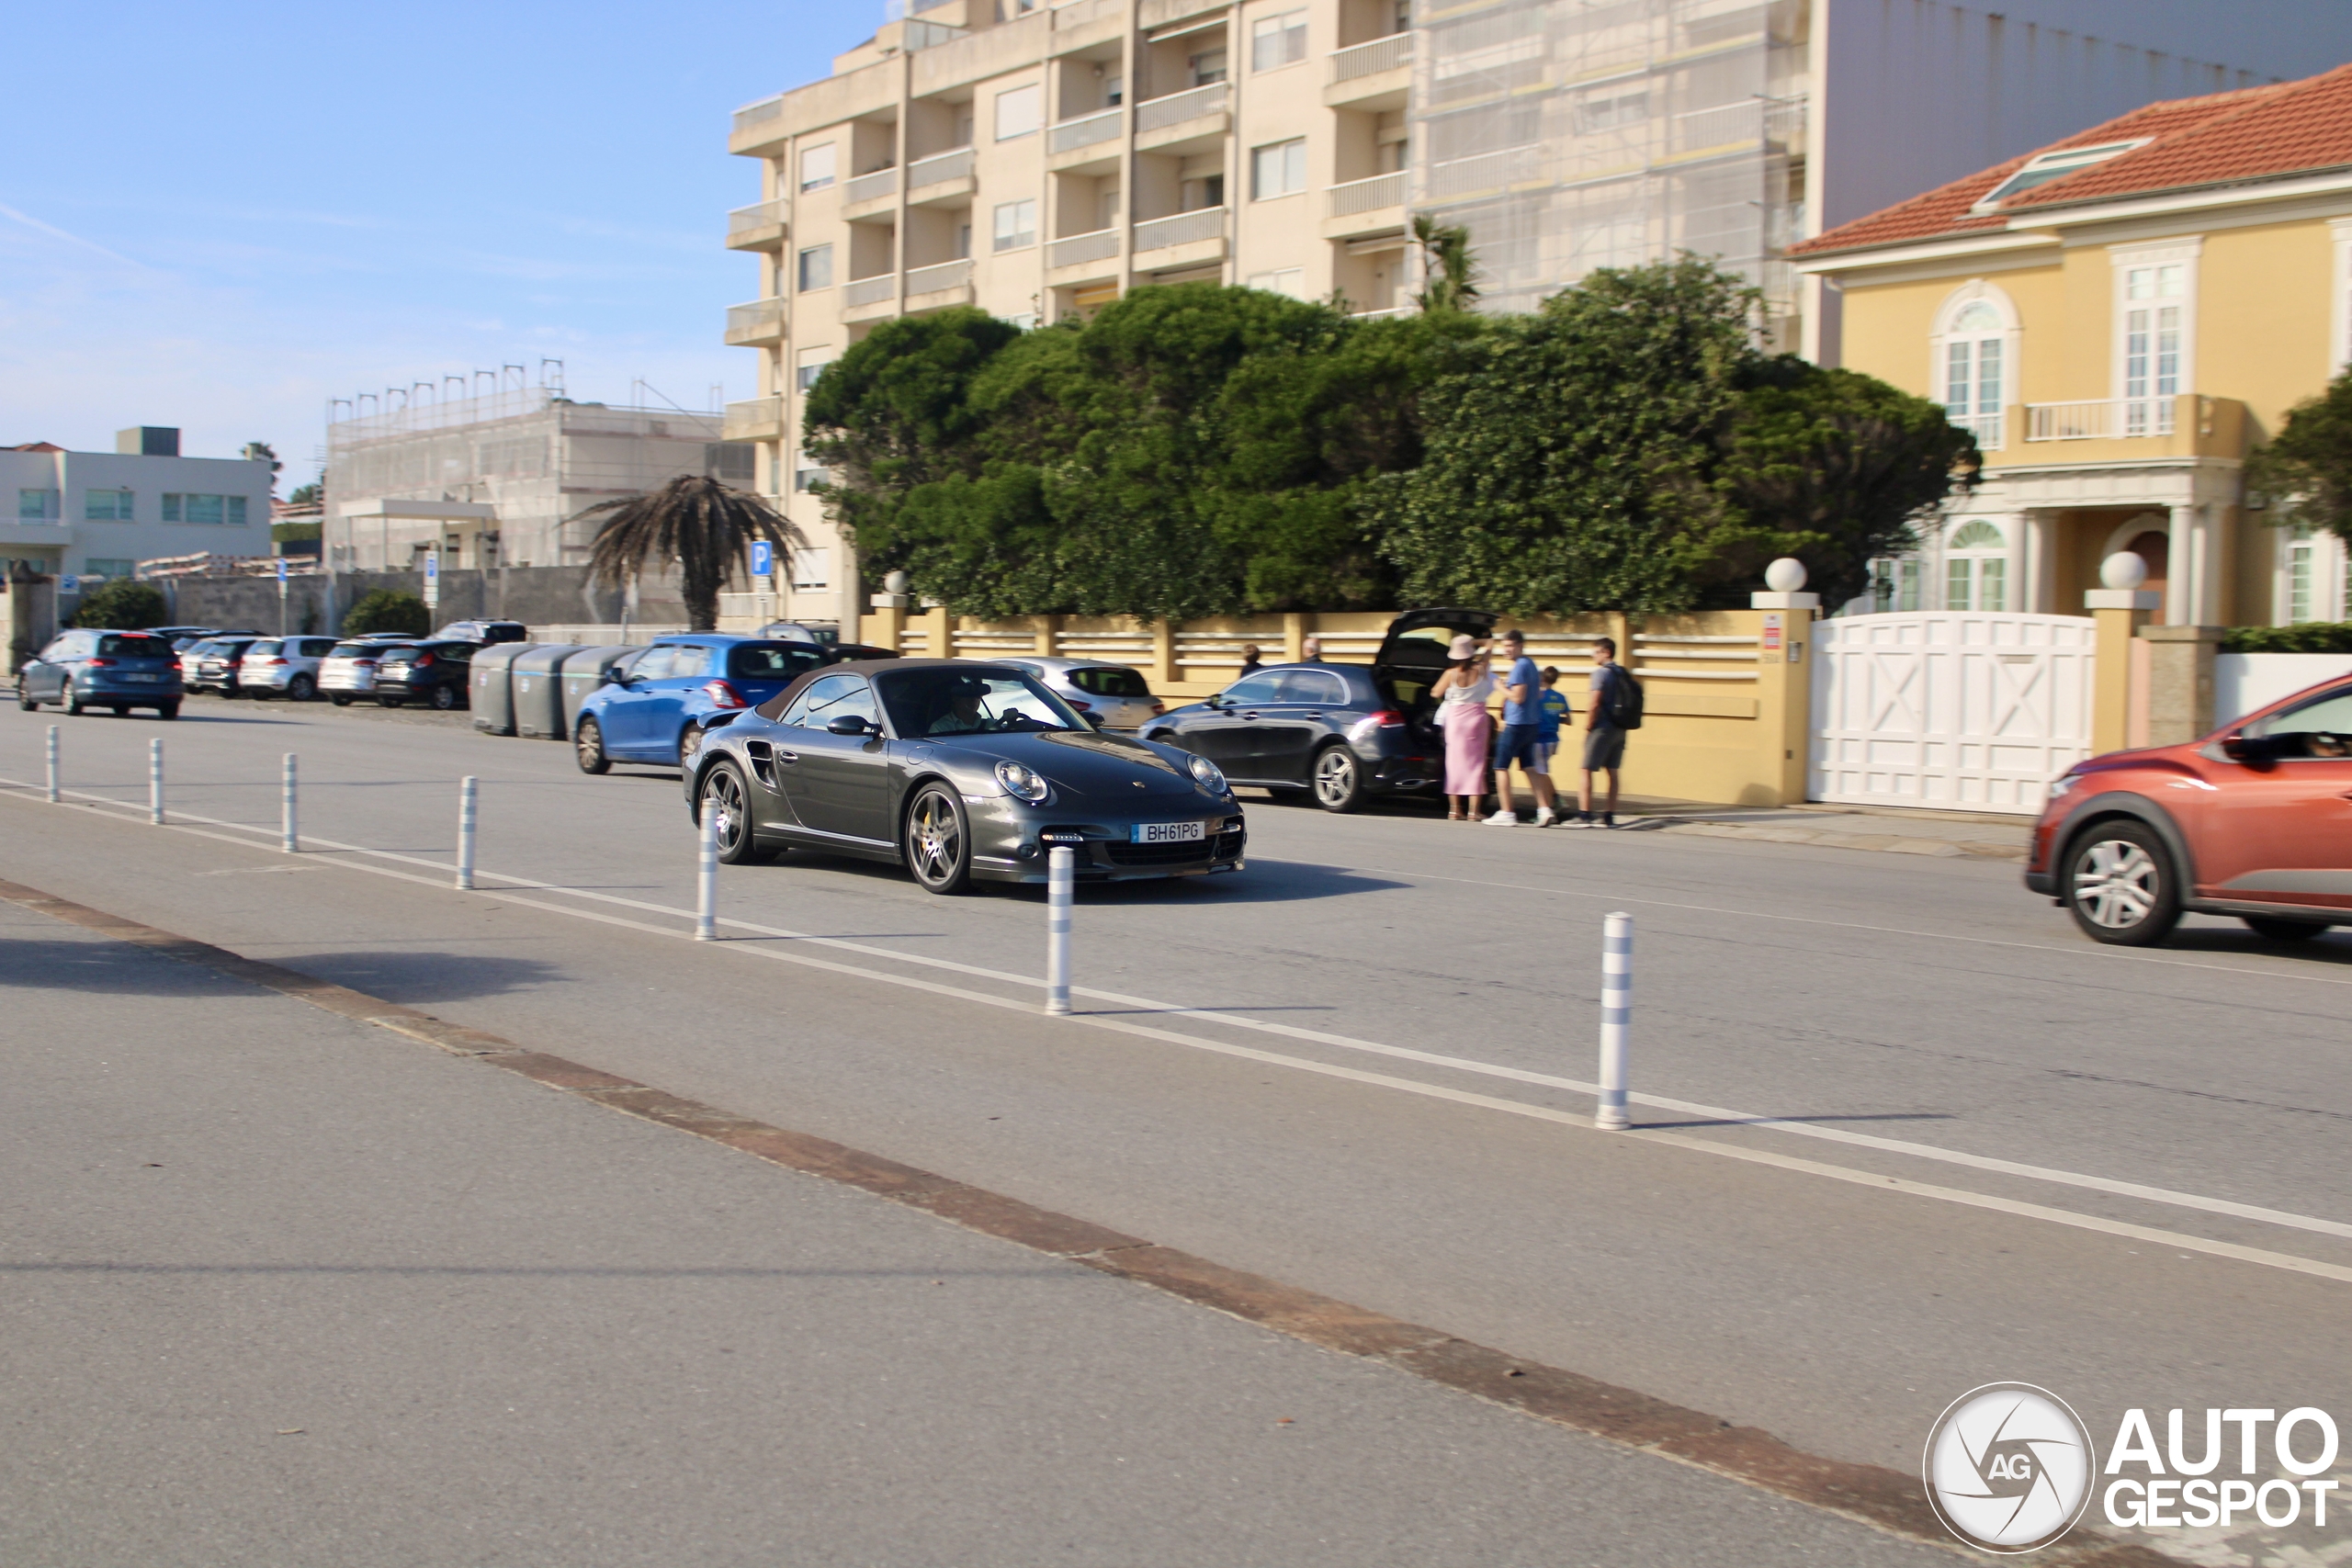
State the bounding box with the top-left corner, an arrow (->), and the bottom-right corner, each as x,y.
1442,702 -> 1494,795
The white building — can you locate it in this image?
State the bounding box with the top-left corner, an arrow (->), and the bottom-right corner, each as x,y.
1,427 -> 274,587
322,377 -> 755,574
723,0 -> 2352,627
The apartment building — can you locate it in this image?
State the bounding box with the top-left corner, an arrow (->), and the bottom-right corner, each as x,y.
1792,63 -> 2352,628
323,379 -> 753,574
1,427 -> 273,587
724,0 -> 2352,629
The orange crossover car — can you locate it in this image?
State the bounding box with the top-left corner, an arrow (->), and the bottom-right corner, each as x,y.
2028,675 -> 2352,946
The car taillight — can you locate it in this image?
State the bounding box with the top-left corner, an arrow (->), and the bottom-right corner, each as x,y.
1067,697 -> 1092,712
413,652 -> 435,667
87,658 -> 114,668
702,679 -> 747,709
1150,700 -> 1166,714
169,660 -> 182,671
1367,709 -> 1407,728
262,658 -> 288,667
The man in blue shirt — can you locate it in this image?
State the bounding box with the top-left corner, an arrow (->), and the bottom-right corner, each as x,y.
1485,628 -> 1557,826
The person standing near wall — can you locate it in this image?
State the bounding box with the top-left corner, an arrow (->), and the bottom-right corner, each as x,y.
1569,637 -> 1634,828
1432,634 -> 1494,821
1485,629 -> 1557,826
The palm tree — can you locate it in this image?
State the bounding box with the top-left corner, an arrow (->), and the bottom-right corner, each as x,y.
1411,214 -> 1480,314
577,476 -> 800,632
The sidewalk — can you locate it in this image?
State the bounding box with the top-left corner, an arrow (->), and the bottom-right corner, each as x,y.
1641,802 -> 2033,862
0,895 -> 1958,1568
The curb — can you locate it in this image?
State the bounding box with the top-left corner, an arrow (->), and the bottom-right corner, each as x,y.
0,874 -> 2175,1567
1658,819 -> 2029,862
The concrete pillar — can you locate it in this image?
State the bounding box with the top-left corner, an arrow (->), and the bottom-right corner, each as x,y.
1751,581 -> 1820,806
916,604 -> 950,660
2165,503 -> 2218,626
2086,593 -> 2156,754
2018,511 -> 2054,614
1282,612 -> 1309,663
1148,619 -> 1177,690
2141,624 -> 2225,746
1035,615 -> 1060,657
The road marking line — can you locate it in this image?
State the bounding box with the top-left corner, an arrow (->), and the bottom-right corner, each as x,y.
13,778 -> 2352,1279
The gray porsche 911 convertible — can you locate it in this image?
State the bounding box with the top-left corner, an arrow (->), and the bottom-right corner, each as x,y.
682,659 -> 1246,893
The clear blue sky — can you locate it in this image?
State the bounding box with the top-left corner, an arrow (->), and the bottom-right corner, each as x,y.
1,1 -> 852,482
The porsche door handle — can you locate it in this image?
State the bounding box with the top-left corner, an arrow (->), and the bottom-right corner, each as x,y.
775,750 -> 798,765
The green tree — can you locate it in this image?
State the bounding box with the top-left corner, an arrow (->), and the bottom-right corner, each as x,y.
72,579 -> 168,629
577,475 -> 797,632
1410,214 -> 1479,314
2247,369 -> 2352,543
1379,257 -> 1758,615
342,590 -> 430,637
1702,358 -> 1979,611
288,479 -> 322,509
242,442 -> 283,493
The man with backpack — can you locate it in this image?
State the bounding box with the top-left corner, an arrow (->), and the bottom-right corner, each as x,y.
1565,636 -> 1640,828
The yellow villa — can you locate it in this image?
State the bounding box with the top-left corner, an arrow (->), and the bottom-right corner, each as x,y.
1792,62 -> 2352,629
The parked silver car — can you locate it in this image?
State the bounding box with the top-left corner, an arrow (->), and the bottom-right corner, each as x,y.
995,658 -> 1165,732
234,635 -> 339,701
320,638 -> 410,705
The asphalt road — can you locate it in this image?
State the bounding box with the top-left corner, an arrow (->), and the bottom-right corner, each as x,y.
6,695 -> 2349,1562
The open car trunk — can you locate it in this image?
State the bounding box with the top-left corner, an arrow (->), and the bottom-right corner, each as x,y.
1371,608 -> 1498,743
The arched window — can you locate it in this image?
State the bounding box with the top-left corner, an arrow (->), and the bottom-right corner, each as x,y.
1931,284 -> 2018,450
1944,520 -> 2007,611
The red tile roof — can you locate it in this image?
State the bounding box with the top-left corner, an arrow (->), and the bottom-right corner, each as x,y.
1792,64 -> 2352,259
6,442 -> 65,452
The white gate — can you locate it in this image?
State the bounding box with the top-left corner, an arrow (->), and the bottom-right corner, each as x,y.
1809,612 -> 2096,815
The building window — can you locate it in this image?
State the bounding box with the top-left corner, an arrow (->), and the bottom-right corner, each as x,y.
2120,264 -> 2185,434
995,84 -> 1041,141
791,547 -> 831,589
992,198 -> 1037,252
1247,268 -> 1305,299
1942,301 -> 2003,444
1001,311 -> 1038,332
1577,89 -> 1648,132
797,244 -> 834,291
1181,172 -> 1225,210
162,492 -> 243,525
1189,48 -> 1227,87
1251,9 -> 1306,71
1251,139 -> 1306,199
796,347 -> 835,391
1943,520 -> 2007,612
793,454 -> 827,491
2287,526 -> 2318,625
84,490 -> 134,522
81,558 -> 135,580
17,489 -> 59,521
800,142 -> 836,193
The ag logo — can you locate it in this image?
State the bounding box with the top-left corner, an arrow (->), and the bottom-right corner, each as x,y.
1924,1383 -> 2096,1553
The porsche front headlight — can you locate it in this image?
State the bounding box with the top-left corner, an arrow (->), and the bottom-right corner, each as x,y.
995,760 -> 1049,803
1187,752 -> 1228,795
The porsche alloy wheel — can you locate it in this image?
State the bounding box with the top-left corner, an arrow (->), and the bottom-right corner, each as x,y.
2065,823 -> 2180,946
701,761 -> 765,865
903,784 -> 972,896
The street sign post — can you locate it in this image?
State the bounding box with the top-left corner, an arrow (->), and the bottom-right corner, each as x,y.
277,556 -> 288,634
750,539 -> 776,626
423,548 -> 440,612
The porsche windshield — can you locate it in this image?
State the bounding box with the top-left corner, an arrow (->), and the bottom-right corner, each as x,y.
877,669 -> 1085,737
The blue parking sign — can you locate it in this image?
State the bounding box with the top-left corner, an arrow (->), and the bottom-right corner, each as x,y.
751,540 -> 774,580
277,557 -> 288,582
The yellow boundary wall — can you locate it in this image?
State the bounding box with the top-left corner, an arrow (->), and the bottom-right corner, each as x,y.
862,604 -> 1815,807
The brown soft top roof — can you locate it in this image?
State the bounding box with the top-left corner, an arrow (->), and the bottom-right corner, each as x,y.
753,657 -> 1025,723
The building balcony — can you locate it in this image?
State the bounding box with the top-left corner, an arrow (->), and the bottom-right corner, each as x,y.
724,298 -> 786,346
1047,107 -> 1125,172
1320,171 -> 1406,240
1324,33 -> 1411,110
904,258 -> 975,311
842,166 -> 900,221
1132,206 -> 1226,271
906,148 -> 976,207
842,273 -> 900,322
730,95 -> 788,157
722,395 -> 786,443
2001,395 -> 2245,466
1134,85 -> 1228,155
1046,227 -> 1122,284
726,197 -> 790,251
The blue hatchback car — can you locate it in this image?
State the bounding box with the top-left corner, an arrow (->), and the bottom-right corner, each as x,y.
572,635 -> 837,773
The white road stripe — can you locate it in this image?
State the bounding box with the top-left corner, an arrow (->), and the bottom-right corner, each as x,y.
11,777 -> 2352,1282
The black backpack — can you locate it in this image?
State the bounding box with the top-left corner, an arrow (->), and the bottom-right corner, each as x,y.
1600,664 -> 1644,730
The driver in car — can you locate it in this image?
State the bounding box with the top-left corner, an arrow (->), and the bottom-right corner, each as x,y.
928,679 -> 990,735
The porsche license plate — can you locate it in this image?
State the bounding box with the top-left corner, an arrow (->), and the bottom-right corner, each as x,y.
1132,820 -> 1206,845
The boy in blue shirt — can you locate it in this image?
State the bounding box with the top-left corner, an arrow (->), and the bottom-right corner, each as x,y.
1535,666 -> 1570,780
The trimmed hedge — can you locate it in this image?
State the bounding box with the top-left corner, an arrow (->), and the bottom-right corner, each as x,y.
2222,621 -> 2352,653
70,579 -> 168,629
342,590 -> 430,637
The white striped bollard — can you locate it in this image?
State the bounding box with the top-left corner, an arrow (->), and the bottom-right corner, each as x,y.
694,804 -> 718,941
1045,845 -> 1074,1015
280,753 -> 299,853
454,775 -> 477,890
46,725 -> 60,802
1595,911 -> 1633,1131
149,739 -> 164,825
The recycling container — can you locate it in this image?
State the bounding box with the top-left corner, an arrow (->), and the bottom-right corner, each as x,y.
469,643 -> 539,736
559,646 -> 640,741
511,644 -> 581,739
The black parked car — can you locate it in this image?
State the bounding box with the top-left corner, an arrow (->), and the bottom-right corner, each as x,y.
372,640 -> 474,709
432,620 -> 528,646
184,636 -> 265,696
1144,608 -> 1498,812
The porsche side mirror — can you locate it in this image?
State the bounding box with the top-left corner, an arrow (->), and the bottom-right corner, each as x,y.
2220,731 -> 2250,762
826,714 -> 873,736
